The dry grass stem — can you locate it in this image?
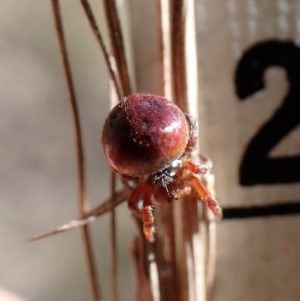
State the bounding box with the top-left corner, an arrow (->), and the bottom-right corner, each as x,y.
80,0 -> 122,99
82,1 -> 134,299
110,171 -> 118,301
102,1 -> 134,298
50,1 -> 101,300
29,188 -> 130,242
157,0 -> 172,99
102,0 -> 132,97
170,1 -> 207,301
202,174 -> 217,297
151,1 -> 178,301
40,1 -> 214,300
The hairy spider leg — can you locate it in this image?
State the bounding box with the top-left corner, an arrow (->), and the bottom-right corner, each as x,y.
184,113 -> 198,152
127,181 -> 155,241
142,189 -> 155,242
183,157 -> 212,175
188,174 -> 222,219
127,181 -> 147,218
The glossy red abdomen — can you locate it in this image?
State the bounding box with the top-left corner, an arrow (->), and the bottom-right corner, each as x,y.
101,93 -> 189,176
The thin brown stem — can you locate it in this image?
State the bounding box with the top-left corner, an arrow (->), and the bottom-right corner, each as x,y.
152,1 -> 178,301
30,188 -> 129,242
157,0 -> 172,99
86,188 -> 129,218
102,2 -> 133,297
110,171 -> 118,301
50,1 -> 101,300
102,0 -> 132,97
171,0 -> 188,112
80,2 -> 126,299
171,0 -> 198,115
108,85 -> 119,301
202,173 -> 217,297
170,0 -> 206,301
80,0 -> 122,100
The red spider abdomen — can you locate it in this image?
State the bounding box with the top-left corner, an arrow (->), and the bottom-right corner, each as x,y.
101,93 -> 189,176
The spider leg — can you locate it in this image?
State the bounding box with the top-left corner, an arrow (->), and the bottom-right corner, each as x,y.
127,181 -> 147,218
127,181 -> 155,241
183,156 -> 212,175
188,173 -> 222,219
184,113 -> 198,152
142,189 -> 155,242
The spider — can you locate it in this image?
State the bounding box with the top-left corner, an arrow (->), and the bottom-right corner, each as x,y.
101,92 -> 222,241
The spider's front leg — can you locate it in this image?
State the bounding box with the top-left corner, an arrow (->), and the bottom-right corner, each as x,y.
183,112 -> 222,219
127,181 -> 155,242
187,173 -> 222,219
184,113 -> 213,175
134,170 -> 188,242
141,191 -> 155,242
183,155 -> 213,175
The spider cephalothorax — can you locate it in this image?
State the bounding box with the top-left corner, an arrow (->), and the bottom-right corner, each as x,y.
101,92 -> 222,241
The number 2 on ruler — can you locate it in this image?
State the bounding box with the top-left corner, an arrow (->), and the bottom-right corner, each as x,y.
235,40 -> 300,186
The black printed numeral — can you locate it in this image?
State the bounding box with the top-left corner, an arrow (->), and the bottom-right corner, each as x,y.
235,40 -> 300,185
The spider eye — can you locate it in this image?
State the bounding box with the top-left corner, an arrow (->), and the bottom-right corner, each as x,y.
101,93 -> 189,176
